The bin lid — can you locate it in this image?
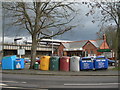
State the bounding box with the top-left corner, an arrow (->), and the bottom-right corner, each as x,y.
81,57 -> 92,60
96,56 -> 106,59
50,56 -> 59,58
61,56 -> 70,58
35,62 -> 39,64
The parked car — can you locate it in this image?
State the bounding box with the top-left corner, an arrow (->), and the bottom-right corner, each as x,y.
108,59 -> 115,66
24,58 -> 31,63
36,59 -> 40,64
35,57 -> 40,64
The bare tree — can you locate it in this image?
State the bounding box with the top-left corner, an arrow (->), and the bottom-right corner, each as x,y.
3,1 -> 79,69
83,1 -> 120,66
96,25 -> 118,65
97,25 -> 117,49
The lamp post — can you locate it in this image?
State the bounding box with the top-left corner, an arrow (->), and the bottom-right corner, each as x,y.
1,3 -> 5,60
52,31 -> 53,56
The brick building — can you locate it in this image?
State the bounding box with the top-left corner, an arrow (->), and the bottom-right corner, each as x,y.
58,36 -> 111,57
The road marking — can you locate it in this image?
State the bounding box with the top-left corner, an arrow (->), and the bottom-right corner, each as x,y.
64,83 -> 120,86
3,87 -> 20,89
3,86 -> 48,90
0,83 -> 7,86
21,82 -> 27,83
0,81 -> 17,83
0,81 -> 27,84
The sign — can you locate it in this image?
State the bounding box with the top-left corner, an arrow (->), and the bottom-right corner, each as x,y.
17,49 -> 25,55
97,49 -> 111,52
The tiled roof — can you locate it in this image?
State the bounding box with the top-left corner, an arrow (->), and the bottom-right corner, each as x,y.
62,39 -> 104,50
69,41 -> 88,48
62,43 -> 70,48
62,40 -> 88,49
89,40 -> 103,48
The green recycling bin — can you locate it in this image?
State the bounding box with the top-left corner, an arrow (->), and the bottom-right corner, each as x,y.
34,62 -> 39,70
50,56 -> 59,71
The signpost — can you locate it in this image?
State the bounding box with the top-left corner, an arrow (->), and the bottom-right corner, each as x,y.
97,49 -> 111,52
17,49 -> 25,58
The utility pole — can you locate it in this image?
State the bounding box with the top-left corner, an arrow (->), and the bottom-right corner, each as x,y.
0,2 -> 3,61
2,3 -> 4,59
52,31 -> 53,56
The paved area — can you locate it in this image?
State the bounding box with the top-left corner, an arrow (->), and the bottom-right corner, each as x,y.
2,74 -> 119,89
0,63 -> 119,76
1,65 -> 119,76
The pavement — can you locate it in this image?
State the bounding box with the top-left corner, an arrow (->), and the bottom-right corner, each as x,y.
0,64 -> 119,76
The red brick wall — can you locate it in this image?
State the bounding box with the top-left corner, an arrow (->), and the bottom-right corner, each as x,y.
83,41 -> 99,56
58,43 -> 65,56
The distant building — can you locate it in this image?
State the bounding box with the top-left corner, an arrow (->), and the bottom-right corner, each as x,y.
3,39 -> 70,58
3,35 -> 113,58
58,35 -> 112,58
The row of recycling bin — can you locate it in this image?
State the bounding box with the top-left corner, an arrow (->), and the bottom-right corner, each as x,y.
36,56 -> 108,71
1,55 -> 108,71
2,55 -> 24,70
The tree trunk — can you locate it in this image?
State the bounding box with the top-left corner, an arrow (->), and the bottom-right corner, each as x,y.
114,50 -> 118,67
117,27 -> 120,67
29,34 -> 37,69
117,12 -> 120,67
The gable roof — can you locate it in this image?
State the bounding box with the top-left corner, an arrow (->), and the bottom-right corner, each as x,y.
62,40 -> 88,50
89,40 -> 104,48
62,39 -> 104,51
62,43 -> 70,48
69,41 -> 88,48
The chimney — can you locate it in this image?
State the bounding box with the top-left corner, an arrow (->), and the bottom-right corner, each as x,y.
103,34 -> 106,42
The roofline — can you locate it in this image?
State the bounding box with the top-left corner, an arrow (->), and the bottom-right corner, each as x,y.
82,40 -> 99,49
62,39 -> 103,44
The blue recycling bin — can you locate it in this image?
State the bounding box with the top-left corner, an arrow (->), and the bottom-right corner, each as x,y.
80,57 -> 94,70
93,56 -> 108,70
2,55 -> 16,70
14,58 -> 24,69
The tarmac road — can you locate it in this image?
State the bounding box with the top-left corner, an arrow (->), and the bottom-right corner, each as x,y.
1,73 -> 119,89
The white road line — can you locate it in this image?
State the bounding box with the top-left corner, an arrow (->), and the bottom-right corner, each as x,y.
0,81 -> 17,83
0,83 -> 7,86
64,83 -> 120,86
3,87 -> 20,89
0,81 -> 27,84
21,82 -> 27,83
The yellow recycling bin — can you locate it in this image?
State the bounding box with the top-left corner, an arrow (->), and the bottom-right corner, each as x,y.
40,56 -> 50,70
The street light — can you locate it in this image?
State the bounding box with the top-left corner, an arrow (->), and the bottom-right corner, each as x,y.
1,3 -> 5,60
52,31 -> 53,56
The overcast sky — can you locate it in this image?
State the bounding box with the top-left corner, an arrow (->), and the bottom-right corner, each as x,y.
2,2 -> 103,43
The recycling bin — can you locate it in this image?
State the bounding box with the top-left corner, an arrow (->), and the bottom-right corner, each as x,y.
93,56 -> 108,70
40,56 -> 50,70
60,56 -> 70,71
2,55 -> 16,70
34,62 -> 39,70
80,57 -> 94,70
70,56 -> 80,72
14,58 -> 24,69
50,56 -> 59,71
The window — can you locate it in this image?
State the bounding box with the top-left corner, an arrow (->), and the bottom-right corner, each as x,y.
90,50 -> 94,54
85,51 -> 88,56
86,51 -> 88,54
